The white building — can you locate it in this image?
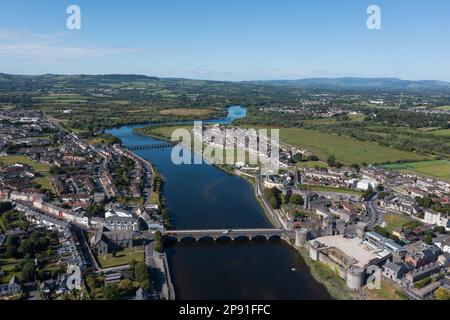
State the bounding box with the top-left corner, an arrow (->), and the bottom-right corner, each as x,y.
424,210 -> 450,231
356,179 -> 379,191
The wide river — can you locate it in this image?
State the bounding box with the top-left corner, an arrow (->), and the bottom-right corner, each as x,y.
106,106 -> 332,299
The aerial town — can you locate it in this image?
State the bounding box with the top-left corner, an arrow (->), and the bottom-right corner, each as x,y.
0,108 -> 170,301
0,107 -> 449,301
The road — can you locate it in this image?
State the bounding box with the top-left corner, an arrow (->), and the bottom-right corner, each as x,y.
364,194 -> 383,227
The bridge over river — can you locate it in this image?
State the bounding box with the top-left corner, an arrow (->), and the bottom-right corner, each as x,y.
161,228 -> 297,242
124,143 -> 175,151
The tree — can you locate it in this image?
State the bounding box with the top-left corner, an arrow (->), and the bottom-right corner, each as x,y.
362,185 -> 374,201
292,153 -> 303,163
5,235 -> 19,258
0,202 -> 12,214
102,285 -> 121,300
21,260 -> 36,282
135,261 -> 150,291
423,234 -> 433,245
85,203 -> 105,218
86,276 -> 97,299
327,156 -> 337,167
289,194 -> 304,206
19,239 -> 35,256
434,226 -> 446,234
118,279 -> 134,295
435,288 -> 450,300
263,188 -> 282,209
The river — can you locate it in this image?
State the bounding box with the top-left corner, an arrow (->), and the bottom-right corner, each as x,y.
106,105 -> 332,300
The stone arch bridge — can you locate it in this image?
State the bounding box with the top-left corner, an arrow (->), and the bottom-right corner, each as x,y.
162,228 -> 296,242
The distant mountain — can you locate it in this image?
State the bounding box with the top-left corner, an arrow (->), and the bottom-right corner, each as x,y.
1,73 -> 450,92
243,77 -> 450,91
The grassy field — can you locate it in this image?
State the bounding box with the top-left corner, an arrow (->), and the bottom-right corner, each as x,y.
139,125 -> 429,166
136,125 -> 193,141
380,160 -> 450,181
0,155 -> 50,172
383,213 -> 416,233
0,155 -> 52,191
159,108 -> 217,116
296,161 -> 329,169
364,281 -> 408,300
427,129 -> 450,137
0,258 -> 22,284
279,128 -> 428,165
298,184 -> 362,196
296,248 -> 353,300
98,247 -> 144,269
433,106 -> 450,111
33,174 -> 52,191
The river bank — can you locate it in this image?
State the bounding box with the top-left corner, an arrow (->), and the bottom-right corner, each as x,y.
105,106 -> 334,300
294,247 -> 355,300
132,126 -> 352,299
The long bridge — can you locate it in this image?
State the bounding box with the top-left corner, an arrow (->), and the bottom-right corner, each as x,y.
161,228 -> 296,242
125,143 -> 175,151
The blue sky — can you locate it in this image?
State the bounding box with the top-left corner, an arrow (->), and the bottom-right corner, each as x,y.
0,0 -> 449,81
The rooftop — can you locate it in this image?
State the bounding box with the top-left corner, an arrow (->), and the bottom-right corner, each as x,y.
310,235 -> 389,268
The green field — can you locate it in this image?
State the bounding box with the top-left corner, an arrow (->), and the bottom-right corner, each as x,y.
136,125 -> 193,141
279,128 -> 428,165
0,155 -> 50,172
365,281 -> 408,300
383,213 -> 416,233
140,125 -> 430,166
98,247 -> 144,269
0,155 -> 52,191
433,106 -> 450,111
0,258 -> 23,284
296,161 -> 329,169
428,129 -> 450,137
298,184 -> 362,196
380,160 -> 450,181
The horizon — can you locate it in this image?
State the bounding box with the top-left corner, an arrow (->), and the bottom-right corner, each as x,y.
1,0 -> 450,81
2,72 -> 450,84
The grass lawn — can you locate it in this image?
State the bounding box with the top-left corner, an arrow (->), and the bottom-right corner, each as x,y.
139,125 -> 429,166
150,192 -> 161,206
427,129 -> 450,137
98,247 -> 144,269
0,155 -> 50,172
278,128 -> 429,165
33,174 -> 52,191
0,258 -> 23,284
159,108 -> 217,116
296,161 -> 329,169
364,281 -> 408,300
136,125 -> 193,141
380,160 -> 450,181
433,106 -> 450,111
383,213 -> 416,233
0,155 -> 52,191
299,184 -> 362,196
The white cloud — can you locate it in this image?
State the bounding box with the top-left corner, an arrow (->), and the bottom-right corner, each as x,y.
0,29 -> 137,60
0,44 -> 135,60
